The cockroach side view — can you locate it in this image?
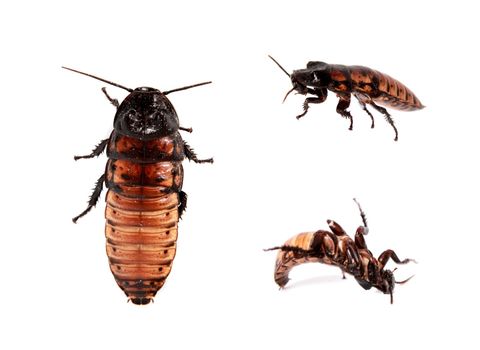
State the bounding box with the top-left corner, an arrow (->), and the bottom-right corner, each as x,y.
265,199 -> 416,303
269,55 -> 424,141
65,67 -> 213,305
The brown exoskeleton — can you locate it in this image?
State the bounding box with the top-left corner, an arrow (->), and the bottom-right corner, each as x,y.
265,199 -> 416,304
269,56 -> 424,141
64,67 -> 213,305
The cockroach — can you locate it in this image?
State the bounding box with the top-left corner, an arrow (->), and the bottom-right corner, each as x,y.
265,199 -> 416,303
65,66 -> 213,305
269,55 -> 424,141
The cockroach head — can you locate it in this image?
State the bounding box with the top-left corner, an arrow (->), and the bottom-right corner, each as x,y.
380,269 -> 415,304
268,55 -> 306,101
62,66 -> 211,140
115,81 -> 212,139
380,269 -> 396,304
114,88 -> 180,140
113,80 -> 212,139
268,56 -> 330,102
290,62 -> 329,91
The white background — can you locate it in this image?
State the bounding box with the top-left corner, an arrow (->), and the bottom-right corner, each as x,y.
1,0 -> 479,349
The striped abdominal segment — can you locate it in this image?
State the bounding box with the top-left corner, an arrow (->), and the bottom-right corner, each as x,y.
105,188 -> 179,304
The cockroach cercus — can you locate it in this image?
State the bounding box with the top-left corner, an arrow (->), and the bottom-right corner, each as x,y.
65,66 -> 213,305
269,56 -> 424,141
265,199 -> 416,304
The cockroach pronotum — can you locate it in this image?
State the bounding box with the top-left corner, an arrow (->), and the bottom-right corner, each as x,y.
65,66 -> 213,305
269,56 -> 424,141
265,199 -> 416,303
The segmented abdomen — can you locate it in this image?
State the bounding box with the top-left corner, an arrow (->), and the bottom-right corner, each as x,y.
348,66 -> 424,111
105,131 -> 184,305
274,232 -> 321,287
372,70 -> 423,111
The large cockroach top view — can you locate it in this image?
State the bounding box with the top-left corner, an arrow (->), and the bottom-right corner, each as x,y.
265,199 -> 416,304
64,66 -> 213,305
269,56 -> 424,141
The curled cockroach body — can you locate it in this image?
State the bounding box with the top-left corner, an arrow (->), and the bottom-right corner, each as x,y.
265,200 -> 416,303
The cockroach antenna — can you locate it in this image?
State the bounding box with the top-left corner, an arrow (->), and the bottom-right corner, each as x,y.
163,81 -> 212,95
282,87 -> 296,103
396,275 -> 415,284
268,55 -> 291,77
268,56 -> 295,103
62,66 -> 133,92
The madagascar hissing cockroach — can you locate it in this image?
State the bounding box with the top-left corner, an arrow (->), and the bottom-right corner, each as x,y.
265,199 -> 416,304
269,56 -> 424,141
65,66 -> 213,305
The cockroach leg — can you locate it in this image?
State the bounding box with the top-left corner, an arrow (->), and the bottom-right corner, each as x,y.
356,99 -> 375,128
179,126 -> 193,133
101,87 -> 119,108
367,101 -> 398,141
296,95 -> 326,120
72,174 -> 105,223
178,191 -> 188,219
74,138 -> 109,161
184,142 -> 213,164
346,241 -> 361,266
335,94 -> 354,130
353,198 -> 368,229
355,277 -> 373,290
327,219 -> 347,236
311,231 -> 337,257
378,249 -> 417,269
296,97 -> 313,119
354,229 -> 368,249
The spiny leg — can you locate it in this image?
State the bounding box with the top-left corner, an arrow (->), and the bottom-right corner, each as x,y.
336,94 -> 354,130
355,277 -> 373,290
74,138 -> 109,161
184,142 -> 214,164
378,249 -> 417,269
296,96 -> 326,119
356,99 -> 375,128
295,88 -> 327,120
101,87 -> 119,108
178,191 -> 187,219
353,198 -> 368,229
72,174 -> 105,223
353,198 -> 370,250
368,101 -> 398,141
